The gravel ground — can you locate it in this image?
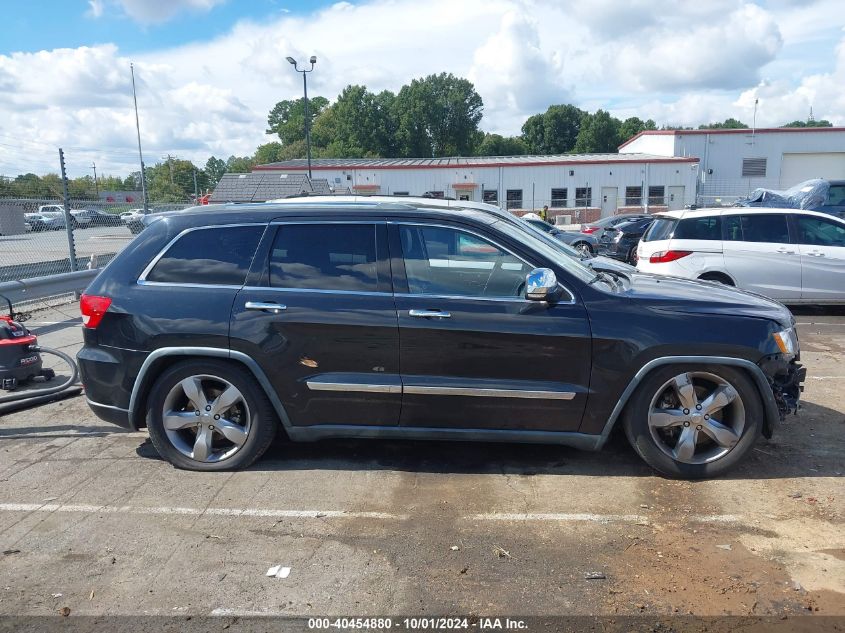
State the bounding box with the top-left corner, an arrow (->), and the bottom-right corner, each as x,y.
0,304 -> 842,631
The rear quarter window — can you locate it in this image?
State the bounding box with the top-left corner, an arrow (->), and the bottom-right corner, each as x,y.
145,225 -> 264,285
642,218 -> 677,242
674,216 -> 721,240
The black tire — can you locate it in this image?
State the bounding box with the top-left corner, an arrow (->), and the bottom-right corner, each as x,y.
146,359 -> 278,471
698,272 -> 734,286
622,364 -> 763,479
627,246 -> 638,265
574,241 -> 593,255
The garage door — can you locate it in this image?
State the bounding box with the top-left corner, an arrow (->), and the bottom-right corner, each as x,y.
780,152 -> 845,187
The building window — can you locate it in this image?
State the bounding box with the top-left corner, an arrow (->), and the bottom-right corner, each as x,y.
625,186 -> 643,206
551,188 -> 567,207
741,158 -> 767,178
648,185 -> 665,206
575,187 -> 592,207
483,189 -> 498,204
393,191 -> 409,196
506,189 -> 523,209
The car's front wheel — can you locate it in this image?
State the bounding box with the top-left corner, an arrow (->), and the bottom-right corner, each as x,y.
146,359 -> 278,471
574,241 -> 593,256
623,365 -> 763,478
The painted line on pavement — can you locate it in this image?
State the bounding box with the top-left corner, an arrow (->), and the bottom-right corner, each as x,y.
0,502 -> 403,521
468,512 -> 648,523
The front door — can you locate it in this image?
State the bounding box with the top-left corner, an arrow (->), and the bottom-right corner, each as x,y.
390,222 -> 591,432
230,221 -> 401,427
600,187 -> 617,218
793,214 -> 845,302
668,186 -> 685,210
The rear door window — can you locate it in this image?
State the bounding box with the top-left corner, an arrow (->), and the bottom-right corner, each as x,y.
725,214 -> 790,243
270,224 -> 378,291
674,216 -> 721,240
642,218 -> 677,242
145,225 -> 264,285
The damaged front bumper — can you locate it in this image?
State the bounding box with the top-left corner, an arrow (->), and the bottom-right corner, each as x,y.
758,353 -> 806,437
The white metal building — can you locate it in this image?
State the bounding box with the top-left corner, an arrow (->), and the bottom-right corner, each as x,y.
251,153 -> 699,221
619,127 -> 845,203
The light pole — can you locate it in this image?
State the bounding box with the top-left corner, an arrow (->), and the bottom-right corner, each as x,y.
285,55 -> 317,179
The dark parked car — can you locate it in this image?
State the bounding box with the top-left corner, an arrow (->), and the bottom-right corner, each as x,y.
522,217 -> 633,274
523,218 -> 598,255
598,217 -> 654,264
581,214 -> 652,241
87,210 -> 124,227
78,202 -> 804,478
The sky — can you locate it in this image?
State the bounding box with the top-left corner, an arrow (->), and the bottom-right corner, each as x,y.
1,0 -> 843,178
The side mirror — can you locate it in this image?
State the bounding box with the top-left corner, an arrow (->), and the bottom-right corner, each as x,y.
525,267 -> 559,301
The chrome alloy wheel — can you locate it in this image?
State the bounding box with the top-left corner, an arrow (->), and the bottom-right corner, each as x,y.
647,371 -> 746,465
162,375 -> 251,463
575,242 -> 592,256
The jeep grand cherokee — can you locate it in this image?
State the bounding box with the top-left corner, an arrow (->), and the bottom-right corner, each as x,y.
78,201 -> 805,478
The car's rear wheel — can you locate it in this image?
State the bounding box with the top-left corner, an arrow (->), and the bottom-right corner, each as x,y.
146,359 -> 278,471
627,246 -> 638,265
623,365 -> 763,478
698,272 -> 735,286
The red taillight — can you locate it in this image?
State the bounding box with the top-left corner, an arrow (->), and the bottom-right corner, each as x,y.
581,226 -> 599,234
80,294 -> 112,328
649,250 -> 692,264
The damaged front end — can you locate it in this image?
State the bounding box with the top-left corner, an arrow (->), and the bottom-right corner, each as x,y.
758,353 -> 806,437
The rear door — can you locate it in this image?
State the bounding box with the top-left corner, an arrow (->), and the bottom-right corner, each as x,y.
721,212 -> 801,301
231,220 -> 401,427
792,213 -> 845,302
391,221 -> 591,432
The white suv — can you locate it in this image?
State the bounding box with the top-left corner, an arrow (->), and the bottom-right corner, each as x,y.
636,207 -> 845,304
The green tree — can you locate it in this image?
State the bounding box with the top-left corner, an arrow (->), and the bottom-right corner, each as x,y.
145,158 -> 207,202
312,85 -> 398,157
393,73 -> 483,157
253,142 -> 287,165
573,110 -> 622,153
782,119 -> 833,128
123,172 -> 142,190
618,117 -> 657,143
475,133 -> 527,156
521,104 -> 586,154
204,157 -> 226,186
266,96 -> 329,146
225,155 -> 256,173
698,118 -> 748,129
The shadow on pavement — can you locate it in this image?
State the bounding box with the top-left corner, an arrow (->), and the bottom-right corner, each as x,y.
132,398 -> 844,479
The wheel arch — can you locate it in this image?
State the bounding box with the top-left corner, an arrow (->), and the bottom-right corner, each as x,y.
595,356 -> 779,449
697,270 -> 736,286
128,347 -> 293,433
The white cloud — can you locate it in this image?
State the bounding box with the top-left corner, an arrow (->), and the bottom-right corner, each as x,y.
0,0 -> 842,177
89,0 -> 226,24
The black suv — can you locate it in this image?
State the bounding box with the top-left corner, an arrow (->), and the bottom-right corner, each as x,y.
78,202 -> 805,478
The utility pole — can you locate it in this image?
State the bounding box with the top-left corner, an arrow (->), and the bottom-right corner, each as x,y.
58,148 -> 78,272
130,62 -> 150,215
163,154 -> 175,184
91,162 -> 99,198
193,169 -> 198,200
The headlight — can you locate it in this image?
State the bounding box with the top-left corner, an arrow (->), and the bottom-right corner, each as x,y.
773,327 -> 797,355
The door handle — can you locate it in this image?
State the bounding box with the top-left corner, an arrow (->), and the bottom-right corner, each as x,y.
408,309 -> 451,319
245,301 -> 287,314
776,247 -> 795,254
808,251 -> 825,257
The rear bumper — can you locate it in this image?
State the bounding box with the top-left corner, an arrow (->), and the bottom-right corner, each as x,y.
77,345 -> 147,429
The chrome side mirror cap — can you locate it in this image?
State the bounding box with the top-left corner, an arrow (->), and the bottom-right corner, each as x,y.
525,267 -> 559,301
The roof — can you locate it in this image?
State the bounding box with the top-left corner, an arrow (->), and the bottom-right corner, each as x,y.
618,126 -> 845,150
209,173 -> 312,203
253,152 -> 698,171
